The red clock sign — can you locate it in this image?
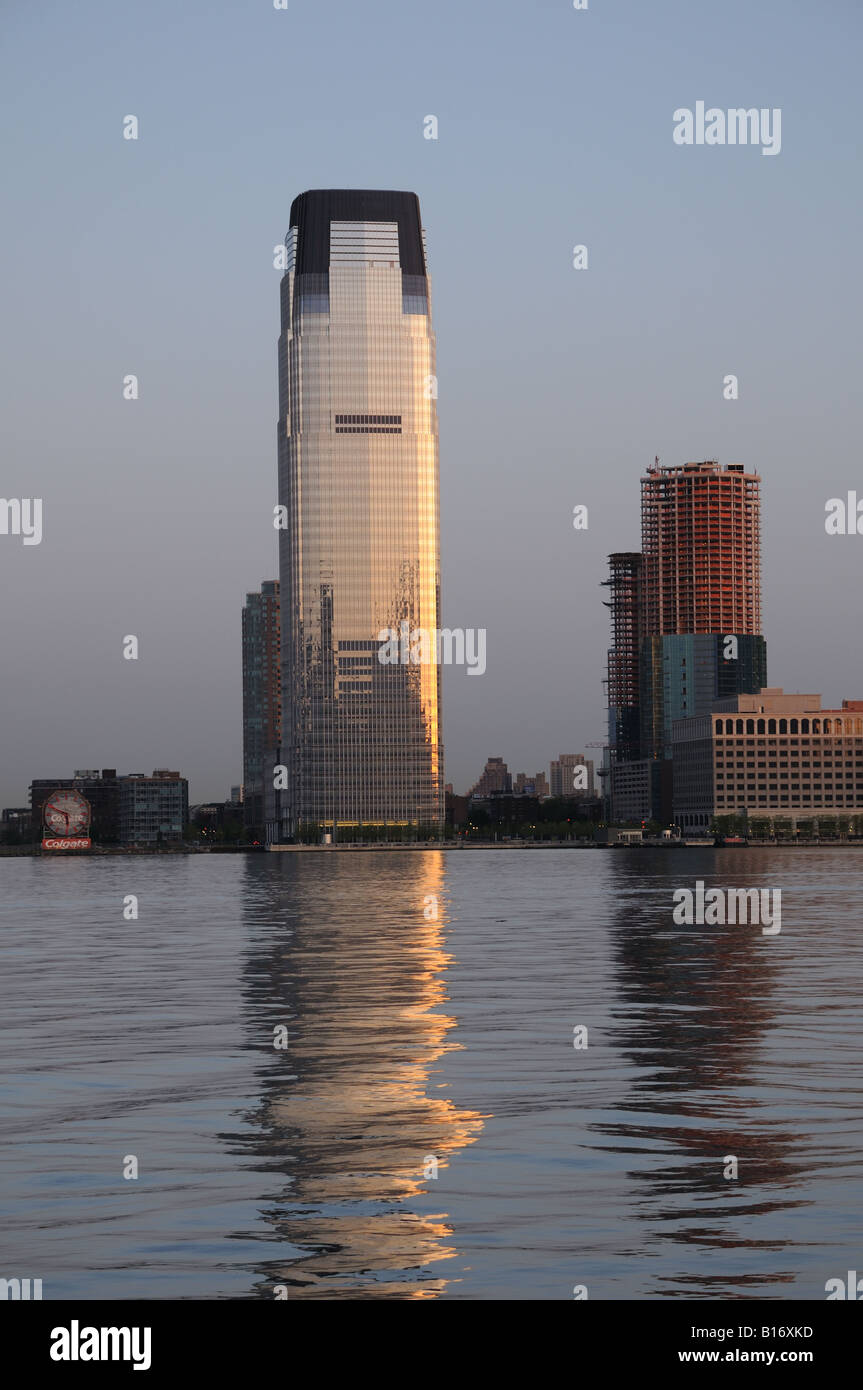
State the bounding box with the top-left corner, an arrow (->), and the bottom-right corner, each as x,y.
43,789 -> 92,849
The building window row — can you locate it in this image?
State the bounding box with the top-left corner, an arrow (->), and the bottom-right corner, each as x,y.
715,716 -> 863,735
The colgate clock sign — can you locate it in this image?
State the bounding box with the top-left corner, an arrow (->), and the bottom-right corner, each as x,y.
42,789 -> 92,849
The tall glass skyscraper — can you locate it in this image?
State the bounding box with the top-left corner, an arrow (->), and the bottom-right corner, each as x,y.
276,190 -> 443,839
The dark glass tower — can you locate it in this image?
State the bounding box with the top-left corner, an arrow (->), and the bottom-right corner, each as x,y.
242,580 -> 281,839
276,190 -> 443,839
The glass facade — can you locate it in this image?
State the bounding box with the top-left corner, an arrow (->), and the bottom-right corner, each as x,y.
117,776 -> 188,844
639,632 -> 768,760
242,581 -> 281,839
276,191 -> 443,837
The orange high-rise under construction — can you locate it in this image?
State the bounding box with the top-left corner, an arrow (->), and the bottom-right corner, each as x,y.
640,459 -> 761,637
603,460 -> 766,821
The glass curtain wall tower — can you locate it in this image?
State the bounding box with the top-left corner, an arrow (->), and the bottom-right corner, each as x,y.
276,190 -> 443,839
242,580 -> 281,840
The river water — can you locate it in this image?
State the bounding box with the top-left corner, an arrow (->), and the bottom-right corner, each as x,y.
1,848 -> 861,1299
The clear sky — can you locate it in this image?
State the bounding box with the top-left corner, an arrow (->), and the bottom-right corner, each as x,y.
1,0 -> 861,805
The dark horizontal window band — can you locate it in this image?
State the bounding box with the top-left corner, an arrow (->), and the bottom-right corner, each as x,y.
335,413 -> 402,434
335,414 -> 401,424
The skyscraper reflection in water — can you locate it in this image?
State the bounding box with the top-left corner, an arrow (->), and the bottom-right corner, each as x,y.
238,852 -> 485,1298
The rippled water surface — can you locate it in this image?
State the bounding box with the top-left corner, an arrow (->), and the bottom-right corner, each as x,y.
1,848 -> 861,1299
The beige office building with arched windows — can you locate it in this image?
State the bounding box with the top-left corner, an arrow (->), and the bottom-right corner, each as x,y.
672,689 -> 863,832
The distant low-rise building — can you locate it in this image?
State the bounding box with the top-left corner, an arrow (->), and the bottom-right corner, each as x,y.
190,799 -> 244,835
468,757 -> 512,797
31,770 -> 121,843
514,771 -> 550,797
549,754 -> 594,798
29,769 -> 188,845
596,826 -> 644,845
118,771 -> 188,844
1,807 -> 31,841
